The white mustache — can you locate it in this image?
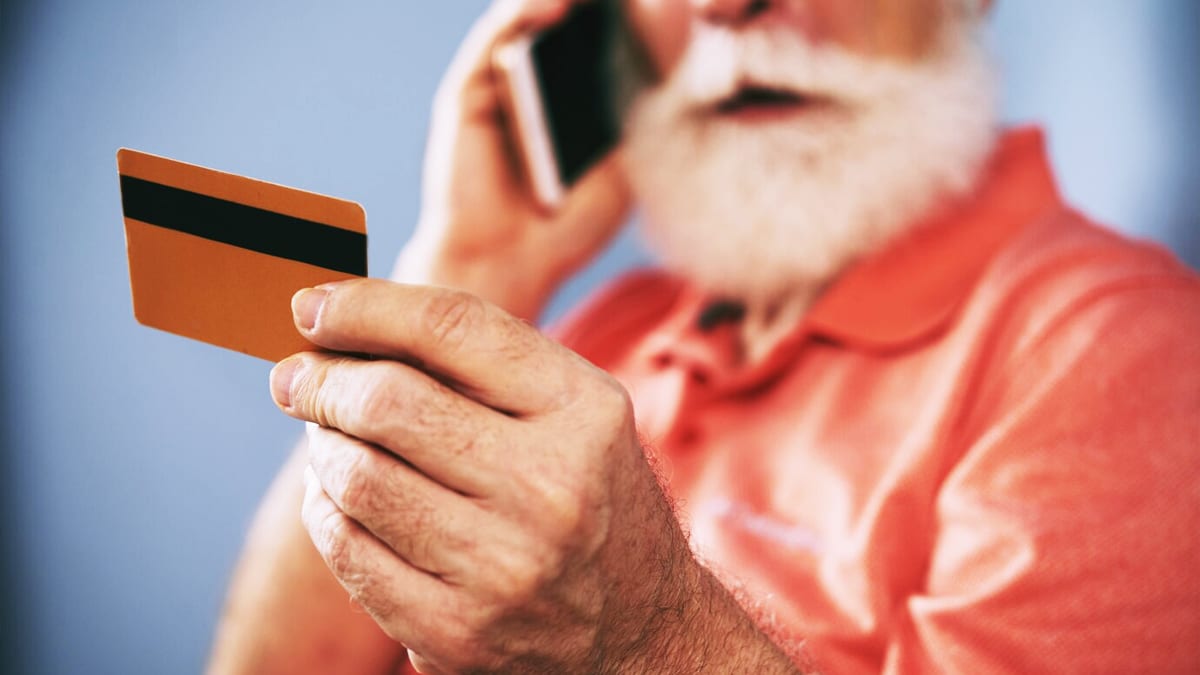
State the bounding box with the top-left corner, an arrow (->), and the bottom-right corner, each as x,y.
622,20 -> 998,303
666,24 -> 945,113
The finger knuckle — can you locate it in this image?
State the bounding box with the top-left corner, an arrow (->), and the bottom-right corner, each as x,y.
591,375 -> 634,430
533,478 -> 586,542
398,376 -> 449,437
304,364 -> 345,429
357,578 -> 401,629
354,367 -> 402,432
336,449 -> 377,516
488,542 -> 557,606
421,291 -> 485,352
319,512 -> 355,579
444,420 -> 485,460
394,502 -> 446,569
502,564 -> 540,603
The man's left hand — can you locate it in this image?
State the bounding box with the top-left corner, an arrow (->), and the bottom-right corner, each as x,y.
268,278 -> 708,674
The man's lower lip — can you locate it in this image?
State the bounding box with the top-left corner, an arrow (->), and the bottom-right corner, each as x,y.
717,101 -> 813,123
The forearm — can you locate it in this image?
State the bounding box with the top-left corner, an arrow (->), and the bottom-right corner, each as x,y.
606,501 -> 809,675
207,442 -> 404,675
625,557 -> 809,674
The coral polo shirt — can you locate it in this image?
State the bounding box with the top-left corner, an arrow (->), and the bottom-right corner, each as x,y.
554,129 -> 1200,673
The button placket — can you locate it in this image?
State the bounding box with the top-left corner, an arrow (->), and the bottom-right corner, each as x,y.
663,359 -> 720,451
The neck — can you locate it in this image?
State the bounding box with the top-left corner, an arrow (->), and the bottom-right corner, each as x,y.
736,289 -> 819,365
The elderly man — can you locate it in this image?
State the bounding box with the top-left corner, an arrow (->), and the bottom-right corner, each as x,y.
208,0 -> 1200,673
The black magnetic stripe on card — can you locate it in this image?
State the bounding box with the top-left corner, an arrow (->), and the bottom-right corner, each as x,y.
119,175 -> 367,276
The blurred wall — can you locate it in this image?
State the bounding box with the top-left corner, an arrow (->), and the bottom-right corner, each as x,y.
1,1 -> 1197,672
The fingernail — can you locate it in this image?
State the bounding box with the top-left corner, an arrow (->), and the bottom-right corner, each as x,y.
270,358 -> 303,408
292,287 -> 328,332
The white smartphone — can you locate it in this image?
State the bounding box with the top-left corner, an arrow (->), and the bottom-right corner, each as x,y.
493,0 -> 623,210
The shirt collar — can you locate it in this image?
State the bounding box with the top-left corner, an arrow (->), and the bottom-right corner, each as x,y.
801,127 -> 1062,350
641,127 -> 1064,382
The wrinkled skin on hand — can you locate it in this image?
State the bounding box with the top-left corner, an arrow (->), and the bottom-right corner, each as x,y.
271,279 -> 710,674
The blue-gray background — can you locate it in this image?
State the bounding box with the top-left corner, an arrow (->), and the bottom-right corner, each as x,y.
1,1 -> 1197,672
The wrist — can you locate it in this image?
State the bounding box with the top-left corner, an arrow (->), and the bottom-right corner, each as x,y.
613,540 -> 711,673
391,238 -> 556,322
600,521 -> 802,674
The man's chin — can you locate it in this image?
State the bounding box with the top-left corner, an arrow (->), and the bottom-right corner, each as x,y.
623,32 -> 998,305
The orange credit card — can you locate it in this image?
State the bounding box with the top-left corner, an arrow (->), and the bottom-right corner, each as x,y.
117,148 -> 367,362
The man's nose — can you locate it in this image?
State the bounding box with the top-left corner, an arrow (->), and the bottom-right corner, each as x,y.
689,0 -> 773,26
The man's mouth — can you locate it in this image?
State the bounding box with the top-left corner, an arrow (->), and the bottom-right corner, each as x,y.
713,84 -> 827,121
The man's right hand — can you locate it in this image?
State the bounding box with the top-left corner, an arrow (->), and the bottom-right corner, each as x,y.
208,6 -> 633,674
394,0 -> 632,321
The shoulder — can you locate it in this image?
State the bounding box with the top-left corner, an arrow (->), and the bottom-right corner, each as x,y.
945,208 -> 1200,471
963,208 -> 1200,366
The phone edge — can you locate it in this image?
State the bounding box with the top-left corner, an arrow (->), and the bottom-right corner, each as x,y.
493,36 -> 565,210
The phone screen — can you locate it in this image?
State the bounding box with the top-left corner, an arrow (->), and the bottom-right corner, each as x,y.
531,1 -> 621,187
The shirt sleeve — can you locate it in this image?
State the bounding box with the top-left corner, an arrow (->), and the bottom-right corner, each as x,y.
883,283 -> 1200,674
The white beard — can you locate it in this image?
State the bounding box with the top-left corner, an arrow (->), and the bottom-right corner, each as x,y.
623,23 -> 999,305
